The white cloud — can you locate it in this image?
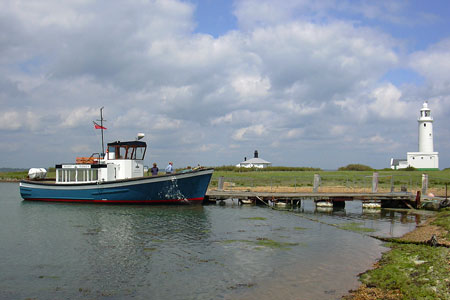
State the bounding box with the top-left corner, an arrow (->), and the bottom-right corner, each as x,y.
0,110 -> 41,131
361,134 -> 386,144
197,144 -> 216,152
232,124 -> 266,141
0,111 -> 21,130
114,109 -> 182,131
233,0 -> 437,29
368,83 -> 409,119
210,113 -> 233,125
153,116 -> 182,130
6,0 -> 93,29
279,100 -> 325,116
410,39 -> 450,92
60,107 -> 99,128
231,75 -> 271,100
1,0 -> 449,169
283,128 -> 304,139
330,125 -> 347,136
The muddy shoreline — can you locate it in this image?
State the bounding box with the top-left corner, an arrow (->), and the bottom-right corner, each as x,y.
343,210 -> 450,299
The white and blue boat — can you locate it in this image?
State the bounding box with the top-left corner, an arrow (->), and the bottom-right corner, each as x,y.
19,137 -> 213,204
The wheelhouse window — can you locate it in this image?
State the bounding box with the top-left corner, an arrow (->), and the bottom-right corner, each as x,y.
134,146 -> 145,160
107,141 -> 146,160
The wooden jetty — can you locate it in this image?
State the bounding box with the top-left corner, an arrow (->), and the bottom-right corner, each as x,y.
205,190 -> 417,208
204,173 -> 442,208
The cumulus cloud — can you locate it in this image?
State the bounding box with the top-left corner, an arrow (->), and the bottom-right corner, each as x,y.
231,75 -> 271,100
0,110 -> 41,131
368,83 -> 409,119
279,100 -> 325,116
0,111 -> 22,130
210,113 -> 233,125
330,125 -> 347,136
410,39 -> 450,92
60,107 -> 99,128
1,0 -> 449,169
232,124 -> 266,141
361,134 -> 386,144
283,128 -> 305,139
233,0 -> 439,29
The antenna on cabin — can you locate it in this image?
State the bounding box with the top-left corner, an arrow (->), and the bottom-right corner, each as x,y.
96,107 -> 106,158
136,133 -> 145,140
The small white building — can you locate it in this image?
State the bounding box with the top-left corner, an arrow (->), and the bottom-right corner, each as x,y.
236,150 -> 271,168
390,101 -> 439,170
390,158 -> 408,170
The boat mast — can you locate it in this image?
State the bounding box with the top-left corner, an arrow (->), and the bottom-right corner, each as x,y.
97,107 -> 106,158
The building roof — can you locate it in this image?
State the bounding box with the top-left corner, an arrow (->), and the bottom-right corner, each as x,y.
391,158 -> 407,166
239,157 -> 271,165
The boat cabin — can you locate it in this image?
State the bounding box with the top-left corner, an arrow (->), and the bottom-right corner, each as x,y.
56,141 -> 147,184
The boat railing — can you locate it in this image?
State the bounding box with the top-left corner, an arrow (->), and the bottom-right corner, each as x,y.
56,166 -> 100,184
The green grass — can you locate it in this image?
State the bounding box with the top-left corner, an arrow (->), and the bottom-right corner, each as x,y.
335,222 -> 376,233
210,169 -> 450,191
294,227 -> 308,231
0,170 -> 29,180
358,210 -> 450,299
221,238 -> 300,249
360,243 -> 450,300
254,238 -> 299,249
431,209 -> 450,240
0,169 -> 56,180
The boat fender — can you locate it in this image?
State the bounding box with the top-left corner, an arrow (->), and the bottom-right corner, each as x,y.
28,168 -> 47,180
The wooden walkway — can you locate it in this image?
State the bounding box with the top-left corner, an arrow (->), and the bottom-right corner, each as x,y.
205,190 -> 417,207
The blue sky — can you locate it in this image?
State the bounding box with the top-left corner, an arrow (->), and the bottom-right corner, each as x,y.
192,0 -> 237,37
1,0 -> 450,170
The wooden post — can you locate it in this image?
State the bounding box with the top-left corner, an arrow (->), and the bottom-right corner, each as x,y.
421,174 -> 428,195
313,174 -> 321,193
415,190 -> 421,208
218,176 -> 224,191
372,172 -> 378,193
390,175 -> 394,193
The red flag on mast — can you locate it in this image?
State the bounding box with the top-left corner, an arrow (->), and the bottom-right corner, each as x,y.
93,121 -> 107,130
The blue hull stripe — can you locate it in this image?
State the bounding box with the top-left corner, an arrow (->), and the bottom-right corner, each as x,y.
20,169 -> 213,204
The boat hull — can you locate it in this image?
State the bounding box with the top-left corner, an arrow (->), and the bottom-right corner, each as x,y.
20,168 -> 213,204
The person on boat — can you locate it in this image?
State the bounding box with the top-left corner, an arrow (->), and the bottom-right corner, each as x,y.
150,163 -> 159,176
165,162 -> 174,174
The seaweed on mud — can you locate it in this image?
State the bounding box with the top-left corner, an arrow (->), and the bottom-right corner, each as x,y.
336,222 -> 376,233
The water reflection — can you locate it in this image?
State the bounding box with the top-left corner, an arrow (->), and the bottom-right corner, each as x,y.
0,183 -> 433,300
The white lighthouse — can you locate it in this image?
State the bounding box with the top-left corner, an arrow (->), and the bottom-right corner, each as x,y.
418,102 -> 434,152
390,101 -> 439,170
405,101 -> 439,170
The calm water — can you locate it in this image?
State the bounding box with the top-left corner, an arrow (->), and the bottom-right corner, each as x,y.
0,182 -> 426,300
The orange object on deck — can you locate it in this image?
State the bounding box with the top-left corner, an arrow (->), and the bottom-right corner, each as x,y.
76,157 -> 97,164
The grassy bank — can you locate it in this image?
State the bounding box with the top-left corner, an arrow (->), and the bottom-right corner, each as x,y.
0,169 -> 56,181
211,169 -> 450,195
344,210 -> 450,300
0,170 -> 29,181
